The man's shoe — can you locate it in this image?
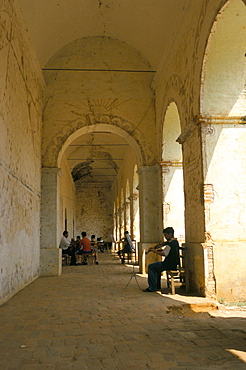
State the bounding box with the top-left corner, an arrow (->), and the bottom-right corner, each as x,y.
143,288 -> 155,292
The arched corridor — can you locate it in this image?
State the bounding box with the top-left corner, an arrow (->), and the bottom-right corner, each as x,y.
0,253 -> 245,369
1,0 -> 246,308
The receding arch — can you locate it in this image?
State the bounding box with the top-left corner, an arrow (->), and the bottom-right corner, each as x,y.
57,123 -> 143,169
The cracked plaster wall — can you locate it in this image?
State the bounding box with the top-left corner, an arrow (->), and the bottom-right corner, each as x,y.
75,184 -> 113,242
0,0 -> 44,304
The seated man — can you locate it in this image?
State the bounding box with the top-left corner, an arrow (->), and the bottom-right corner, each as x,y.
97,237 -> 105,253
59,231 -> 77,265
117,231 -> 133,264
143,227 -> 180,292
78,231 -> 98,265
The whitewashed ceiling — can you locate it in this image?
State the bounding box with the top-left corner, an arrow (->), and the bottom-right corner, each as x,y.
19,0 -> 185,70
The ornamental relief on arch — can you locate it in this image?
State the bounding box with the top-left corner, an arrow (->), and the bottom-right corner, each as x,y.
42,110 -> 156,168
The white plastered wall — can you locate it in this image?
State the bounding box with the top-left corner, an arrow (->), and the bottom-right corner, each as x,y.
0,0 -> 44,304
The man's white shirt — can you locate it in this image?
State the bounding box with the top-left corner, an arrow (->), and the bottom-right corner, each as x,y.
59,236 -> 70,250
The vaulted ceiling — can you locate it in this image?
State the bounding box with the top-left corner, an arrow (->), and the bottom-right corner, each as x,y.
65,132 -> 129,185
19,0 -> 188,187
20,0 -> 184,70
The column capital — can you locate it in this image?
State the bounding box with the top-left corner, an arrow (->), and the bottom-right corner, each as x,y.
137,163 -> 161,175
42,167 -> 62,176
160,160 -> 182,166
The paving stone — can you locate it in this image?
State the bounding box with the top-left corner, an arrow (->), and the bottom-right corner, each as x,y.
0,253 -> 245,369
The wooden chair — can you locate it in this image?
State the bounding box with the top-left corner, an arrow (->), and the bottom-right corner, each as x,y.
78,250 -> 97,265
123,240 -> 137,264
87,250 -> 97,265
166,246 -> 186,294
62,254 -> 71,265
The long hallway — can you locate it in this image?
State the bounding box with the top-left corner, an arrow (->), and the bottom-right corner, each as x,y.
0,252 -> 245,369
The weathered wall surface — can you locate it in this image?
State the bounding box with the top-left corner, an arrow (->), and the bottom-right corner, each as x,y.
75,184 -> 113,241
153,0 -> 243,299
154,1 -> 226,242
0,0 -> 44,304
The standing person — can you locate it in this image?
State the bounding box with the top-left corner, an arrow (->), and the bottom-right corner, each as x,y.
143,227 -> 180,292
117,231 -> 133,264
59,231 -> 77,265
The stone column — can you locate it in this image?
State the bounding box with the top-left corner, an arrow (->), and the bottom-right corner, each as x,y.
116,209 -> 120,241
138,164 -> 163,273
40,167 -> 62,276
120,206 -> 124,238
130,193 -> 138,240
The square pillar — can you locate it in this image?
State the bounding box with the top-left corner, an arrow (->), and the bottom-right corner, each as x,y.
40,167 -> 62,276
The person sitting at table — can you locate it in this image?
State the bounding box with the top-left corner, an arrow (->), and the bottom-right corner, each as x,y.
59,231 -> 78,265
75,235 -> 81,252
78,231 -> 99,265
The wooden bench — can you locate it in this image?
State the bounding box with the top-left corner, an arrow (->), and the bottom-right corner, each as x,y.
166,246 -> 186,294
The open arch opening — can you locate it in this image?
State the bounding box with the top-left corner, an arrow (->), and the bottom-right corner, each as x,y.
57,124 -> 143,243
162,102 -> 185,241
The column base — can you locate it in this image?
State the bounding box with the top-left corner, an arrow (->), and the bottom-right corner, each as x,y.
40,248 -> 62,276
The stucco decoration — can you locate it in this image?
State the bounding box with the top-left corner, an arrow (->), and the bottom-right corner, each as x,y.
42,36 -> 156,168
44,116 -> 154,169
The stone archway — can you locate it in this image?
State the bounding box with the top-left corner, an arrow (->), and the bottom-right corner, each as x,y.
40,122 -> 146,276
200,0 -> 246,301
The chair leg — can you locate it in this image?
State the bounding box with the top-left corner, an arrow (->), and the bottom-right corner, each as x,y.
166,271 -> 170,288
170,276 -> 175,295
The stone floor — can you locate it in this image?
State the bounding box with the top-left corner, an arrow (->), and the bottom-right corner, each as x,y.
0,252 -> 246,369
